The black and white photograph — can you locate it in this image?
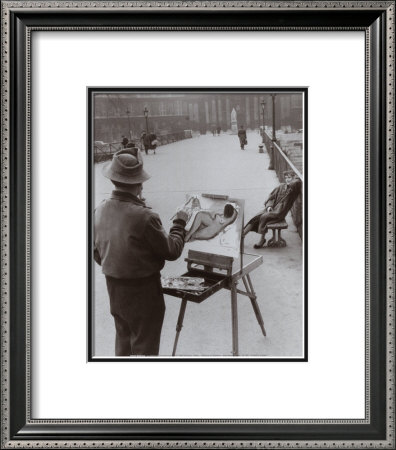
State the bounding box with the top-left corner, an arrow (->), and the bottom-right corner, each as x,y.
90,89 -> 306,359
3,1 -> 394,447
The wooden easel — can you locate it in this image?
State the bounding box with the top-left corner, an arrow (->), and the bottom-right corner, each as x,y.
170,249 -> 266,357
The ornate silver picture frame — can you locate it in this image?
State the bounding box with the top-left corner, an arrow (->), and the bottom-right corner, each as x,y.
1,1 -> 394,448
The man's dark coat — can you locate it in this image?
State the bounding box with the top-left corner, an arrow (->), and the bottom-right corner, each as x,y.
94,190 -> 186,356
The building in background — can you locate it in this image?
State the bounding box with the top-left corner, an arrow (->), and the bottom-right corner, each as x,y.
93,93 -> 303,144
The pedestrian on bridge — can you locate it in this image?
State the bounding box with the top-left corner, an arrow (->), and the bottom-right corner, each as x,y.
238,125 -> 247,150
121,136 -> 129,148
94,149 -> 189,356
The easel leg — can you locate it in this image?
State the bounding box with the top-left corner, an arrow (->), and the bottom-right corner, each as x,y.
231,281 -> 239,356
172,299 -> 187,356
244,275 -> 266,337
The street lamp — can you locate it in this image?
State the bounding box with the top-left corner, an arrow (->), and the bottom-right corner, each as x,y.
267,94 -> 277,171
126,109 -> 132,140
260,100 -> 266,143
271,94 -> 277,142
143,107 -> 149,135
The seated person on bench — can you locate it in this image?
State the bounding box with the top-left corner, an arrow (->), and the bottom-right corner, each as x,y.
185,203 -> 238,242
243,170 -> 302,248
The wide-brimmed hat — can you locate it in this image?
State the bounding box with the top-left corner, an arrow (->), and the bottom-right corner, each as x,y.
102,149 -> 150,185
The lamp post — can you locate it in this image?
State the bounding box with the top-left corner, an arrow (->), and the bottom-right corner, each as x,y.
260,100 -> 266,143
268,94 -> 277,170
143,107 -> 149,135
271,94 -> 277,142
126,108 -> 132,140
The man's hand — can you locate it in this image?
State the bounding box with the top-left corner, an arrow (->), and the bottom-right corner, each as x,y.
174,208 -> 189,224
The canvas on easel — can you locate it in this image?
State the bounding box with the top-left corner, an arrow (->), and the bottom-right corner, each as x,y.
178,193 -> 244,258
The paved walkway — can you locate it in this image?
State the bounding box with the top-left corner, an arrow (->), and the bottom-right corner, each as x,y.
93,131 -> 303,357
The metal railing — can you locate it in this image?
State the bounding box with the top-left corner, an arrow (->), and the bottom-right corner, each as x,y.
94,141 -> 123,163
94,132 -> 193,163
157,131 -> 192,145
263,131 -> 303,238
262,131 -> 302,181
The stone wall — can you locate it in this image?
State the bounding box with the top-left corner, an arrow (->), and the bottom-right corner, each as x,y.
291,195 -> 303,238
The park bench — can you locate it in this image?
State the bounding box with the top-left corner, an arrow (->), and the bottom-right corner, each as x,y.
266,220 -> 288,248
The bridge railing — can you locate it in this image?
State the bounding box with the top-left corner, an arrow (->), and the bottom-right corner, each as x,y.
94,141 -> 122,163
94,131 -> 193,162
157,130 -> 193,145
263,131 -> 303,238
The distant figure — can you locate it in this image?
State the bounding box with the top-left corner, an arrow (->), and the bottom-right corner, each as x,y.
238,125 -> 247,150
141,132 -> 157,155
185,203 -> 238,242
149,133 -> 158,154
140,131 -> 147,153
121,136 -> 129,148
243,170 -> 302,248
217,126 -> 221,136
143,133 -> 151,155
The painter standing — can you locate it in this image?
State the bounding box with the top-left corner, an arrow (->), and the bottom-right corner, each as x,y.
94,149 -> 188,356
